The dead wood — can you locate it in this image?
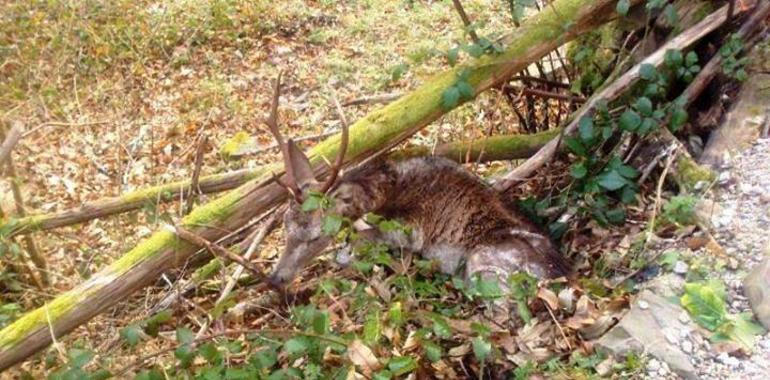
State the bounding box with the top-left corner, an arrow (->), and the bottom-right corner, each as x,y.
493,3 -> 734,192
0,123 -> 23,169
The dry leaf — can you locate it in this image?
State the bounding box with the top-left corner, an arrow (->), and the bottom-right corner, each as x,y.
347,339 -> 382,375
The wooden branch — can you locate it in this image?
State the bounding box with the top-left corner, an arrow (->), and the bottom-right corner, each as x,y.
3,169 -> 260,238
0,0 -> 636,369
168,225 -> 262,277
184,135 -> 208,215
343,93 -> 403,107
451,0 -> 479,43
520,87 -> 586,103
494,3 -> 733,191
0,123 -> 23,168
5,131 -> 558,237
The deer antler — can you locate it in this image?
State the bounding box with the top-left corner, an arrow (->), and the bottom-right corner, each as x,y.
319,86 -> 350,194
263,72 -> 302,201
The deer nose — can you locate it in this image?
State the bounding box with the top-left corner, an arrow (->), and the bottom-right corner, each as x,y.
266,272 -> 287,289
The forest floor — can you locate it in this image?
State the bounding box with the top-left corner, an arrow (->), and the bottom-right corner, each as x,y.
0,0 -> 529,376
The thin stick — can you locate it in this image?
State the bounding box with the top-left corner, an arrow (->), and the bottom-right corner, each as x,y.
5,154 -> 47,287
22,120 -> 110,138
543,300 -> 572,350
520,87 -> 586,103
343,93 -> 403,107
451,0 -> 479,43
168,225 -> 262,277
0,122 -> 23,168
184,135 -> 207,215
195,209 -> 282,339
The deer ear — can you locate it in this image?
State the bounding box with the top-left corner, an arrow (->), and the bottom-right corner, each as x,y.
286,139 -> 318,190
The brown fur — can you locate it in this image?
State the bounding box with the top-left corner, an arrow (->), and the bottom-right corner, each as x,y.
269,156 -> 569,287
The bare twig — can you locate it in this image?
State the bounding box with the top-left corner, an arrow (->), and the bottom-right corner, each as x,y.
520,87 -> 586,103
510,75 -> 570,89
194,209 -> 282,339
320,86 -> 350,194
184,135 -> 208,215
451,0 -> 479,43
22,120 -> 110,138
0,122 -> 23,168
2,130 -> 47,287
343,93 -> 403,107
168,225 -> 262,277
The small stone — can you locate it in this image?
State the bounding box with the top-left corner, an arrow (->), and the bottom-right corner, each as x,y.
719,171 -> 731,184
673,261 -> 689,274
638,300 -> 650,310
682,340 -> 693,353
760,193 -> 770,204
658,367 -> 669,376
679,312 -> 691,324
648,359 -> 662,372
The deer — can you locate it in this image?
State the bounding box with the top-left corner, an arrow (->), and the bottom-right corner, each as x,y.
262,74 -> 569,292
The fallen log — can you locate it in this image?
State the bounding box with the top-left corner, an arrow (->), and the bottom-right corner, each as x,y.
0,0 -> 631,370
5,130 -> 557,238
494,3 -> 734,192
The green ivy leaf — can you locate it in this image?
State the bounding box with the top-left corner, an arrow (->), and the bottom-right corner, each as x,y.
67,349 -> 94,369
618,110 -> 642,132
464,43 -> 484,58
120,324 -> 142,347
446,47 -> 460,66
597,170 -> 627,191
199,342 -> 222,364
456,81 -> 475,99
174,344 -> 195,368
312,310 -> 330,335
686,51 -> 699,66
617,164 -> 638,179
321,214 -> 344,236
423,341 -> 442,363
441,87 -> 461,109
176,327 -> 195,345
564,136 -> 587,157
388,356 -> 417,376
681,282 -> 728,331
664,49 -> 683,68
251,348 -> 278,369
605,208 -> 626,224
639,64 -> 658,81
432,316 -> 452,339
663,4 -> 678,26
284,337 -> 311,358
472,337 -> 492,363
634,97 -> 653,117
616,0 -> 630,15
578,116 -> 594,142
301,194 -> 323,212
670,107 -> 688,131
570,162 -> 587,179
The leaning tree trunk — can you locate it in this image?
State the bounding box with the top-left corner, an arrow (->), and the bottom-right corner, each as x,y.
4,130 -> 557,238
0,0 -> 636,371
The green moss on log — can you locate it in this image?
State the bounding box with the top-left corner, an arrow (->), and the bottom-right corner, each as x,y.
0,0 -> 626,361
674,154 -> 716,190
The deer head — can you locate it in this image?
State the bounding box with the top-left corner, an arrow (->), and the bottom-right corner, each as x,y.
263,73 -> 349,288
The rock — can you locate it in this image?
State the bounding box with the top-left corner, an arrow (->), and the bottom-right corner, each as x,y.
760,193 -> 770,204
682,340 -> 693,353
695,199 -> 723,228
673,260 -> 689,275
744,255 -> 770,329
595,290 -> 697,380
644,273 -> 685,298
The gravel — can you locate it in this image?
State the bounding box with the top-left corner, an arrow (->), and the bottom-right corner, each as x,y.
642,139 -> 770,380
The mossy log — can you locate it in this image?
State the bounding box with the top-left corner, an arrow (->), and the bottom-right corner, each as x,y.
5,130 -> 558,238
0,0 -> 632,371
